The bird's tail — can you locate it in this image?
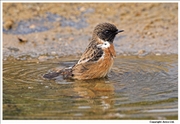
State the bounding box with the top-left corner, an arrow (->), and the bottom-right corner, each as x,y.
43,67 -> 73,79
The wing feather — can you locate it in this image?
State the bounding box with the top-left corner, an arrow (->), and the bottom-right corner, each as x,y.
77,42 -> 104,64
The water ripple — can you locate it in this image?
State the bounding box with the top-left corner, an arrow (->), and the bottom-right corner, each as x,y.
3,55 -> 178,119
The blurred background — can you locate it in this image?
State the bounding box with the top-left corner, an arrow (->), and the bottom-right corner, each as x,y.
3,3 -> 178,60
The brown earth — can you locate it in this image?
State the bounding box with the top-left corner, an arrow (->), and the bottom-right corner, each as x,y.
3,3 -> 178,61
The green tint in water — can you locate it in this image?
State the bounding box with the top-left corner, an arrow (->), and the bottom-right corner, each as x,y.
3,55 -> 178,120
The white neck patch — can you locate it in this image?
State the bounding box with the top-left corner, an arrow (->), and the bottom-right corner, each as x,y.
97,41 -> 110,49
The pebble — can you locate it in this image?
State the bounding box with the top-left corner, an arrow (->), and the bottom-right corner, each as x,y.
51,51 -> 56,55
29,24 -> 36,29
138,49 -> 146,55
80,7 -> 85,12
156,53 -> 161,56
147,32 -> 152,35
45,86 -> 49,88
4,19 -> 14,30
28,87 -> 33,89
38,55 -> 49,62
17,36 -> 28,43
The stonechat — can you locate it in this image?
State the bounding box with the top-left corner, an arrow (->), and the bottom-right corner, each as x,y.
43,22 -> 124,80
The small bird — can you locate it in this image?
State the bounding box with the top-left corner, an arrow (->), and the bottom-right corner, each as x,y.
43,22 -> 124,80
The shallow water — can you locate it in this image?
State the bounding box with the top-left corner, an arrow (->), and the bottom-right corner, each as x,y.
3,55 -> 178,120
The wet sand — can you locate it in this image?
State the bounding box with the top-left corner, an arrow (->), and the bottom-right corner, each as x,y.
3,3 -> 178,60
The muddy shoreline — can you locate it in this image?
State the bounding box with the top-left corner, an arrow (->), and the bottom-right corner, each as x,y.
3,3 -> 178,60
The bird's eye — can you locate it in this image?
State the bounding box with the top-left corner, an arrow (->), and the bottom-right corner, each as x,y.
105,30 -> 109,33
104,43 -> 107,45
104,30 -> 110,35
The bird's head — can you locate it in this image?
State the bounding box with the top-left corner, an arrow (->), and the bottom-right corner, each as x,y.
93,22 -> 124,43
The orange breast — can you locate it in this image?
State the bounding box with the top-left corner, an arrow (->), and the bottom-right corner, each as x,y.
72,46 -> 115,80
109,43 -> 116,57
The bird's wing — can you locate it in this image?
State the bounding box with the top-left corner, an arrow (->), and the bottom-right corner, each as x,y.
77,42 -> 104,64
71,42 -> 104,75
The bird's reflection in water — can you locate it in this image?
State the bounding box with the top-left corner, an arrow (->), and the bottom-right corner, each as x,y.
71,79 -> 115,112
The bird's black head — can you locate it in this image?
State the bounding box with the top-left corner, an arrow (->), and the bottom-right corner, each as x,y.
93,22 -> 124,43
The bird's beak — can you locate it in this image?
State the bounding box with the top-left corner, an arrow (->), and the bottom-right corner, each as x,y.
116,30 -> 124,34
